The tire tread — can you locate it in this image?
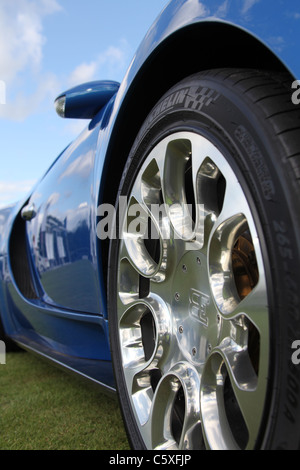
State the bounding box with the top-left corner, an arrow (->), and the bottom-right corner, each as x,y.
207,69 -> 300,190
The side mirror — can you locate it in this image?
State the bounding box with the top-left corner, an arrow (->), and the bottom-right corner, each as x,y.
54,80 -> 120,119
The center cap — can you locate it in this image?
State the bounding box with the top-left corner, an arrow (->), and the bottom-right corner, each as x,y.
171,251 -> 221,365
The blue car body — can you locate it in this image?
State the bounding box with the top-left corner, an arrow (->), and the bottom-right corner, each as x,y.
0,0 -> 299,394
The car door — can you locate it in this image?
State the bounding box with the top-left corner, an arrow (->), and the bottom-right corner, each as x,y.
23,124 -> 102,315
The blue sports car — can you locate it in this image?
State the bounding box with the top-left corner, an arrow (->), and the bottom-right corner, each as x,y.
1,0 -> 300,450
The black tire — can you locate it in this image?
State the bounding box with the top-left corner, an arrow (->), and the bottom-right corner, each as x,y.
108,69 -> 300,450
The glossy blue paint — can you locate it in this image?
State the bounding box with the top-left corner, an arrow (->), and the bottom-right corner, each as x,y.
0,101 -> 116,388
0,0 -> 299,393
110,0 -> 300,131
98,0 -> 300,242
26,119 -> 102,315
55,80 -> 120,119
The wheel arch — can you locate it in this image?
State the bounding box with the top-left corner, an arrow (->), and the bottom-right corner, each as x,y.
100,19 -> 292,284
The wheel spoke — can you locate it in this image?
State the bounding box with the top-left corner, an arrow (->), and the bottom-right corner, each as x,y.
117,294 -> 174,431
200,357 -> 241,450
119,200 -> 160,278
212,178 -> 250,229
150,363 -> 201,450
230,278 -> 269,337
116,131 -> 270,450
200,345 -> 265,450
161,138 -> 195,241
228,363 -> 267,449
228,280 -> 270,380
208,169 -> 265,316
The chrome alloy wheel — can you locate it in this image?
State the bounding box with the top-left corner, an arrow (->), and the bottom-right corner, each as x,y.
116,131 -> 269,450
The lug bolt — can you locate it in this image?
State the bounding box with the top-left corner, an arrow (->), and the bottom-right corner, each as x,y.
175,292 -> 180,302
182,264 -> 187,273
179,326 -> 183,334
192,347 -> 197,356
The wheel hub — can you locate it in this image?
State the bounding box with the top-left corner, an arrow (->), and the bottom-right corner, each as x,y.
117,131 -> 269,450
172,251 -> 221,365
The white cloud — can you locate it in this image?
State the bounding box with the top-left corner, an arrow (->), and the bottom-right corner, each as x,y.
0,73 -> 59,121
214,0 -> 230,19
68,62 -> 99,88
241,0 -> 260,15
0,0 -> 61,121
0,0 -> 129,123
0,0 -> 61,83
59,40 -> 131,136
267,36 -> 285,53
67,40 -> 130,87
0,180 -> 37,208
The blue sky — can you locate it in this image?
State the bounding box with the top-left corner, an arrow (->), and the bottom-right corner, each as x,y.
0,0 -> 299,208
0,0 -> 169,207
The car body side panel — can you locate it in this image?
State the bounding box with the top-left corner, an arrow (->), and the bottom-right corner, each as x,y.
98,1 -> 299,244
26,121 -> 102,315
0,0 -> 299,392
0,204 -> 18,335
138,0 -> 300,77
113,0 -> 299,124
0,106 -> 115,389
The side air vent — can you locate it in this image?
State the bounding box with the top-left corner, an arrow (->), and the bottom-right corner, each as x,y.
9,213 -> 38,300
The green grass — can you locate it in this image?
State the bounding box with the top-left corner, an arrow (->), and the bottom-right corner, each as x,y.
0,352 -> 130,450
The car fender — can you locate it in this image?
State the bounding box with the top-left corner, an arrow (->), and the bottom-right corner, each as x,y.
96,0 -> 299,290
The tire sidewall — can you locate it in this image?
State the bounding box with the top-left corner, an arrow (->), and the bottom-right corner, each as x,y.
108,72 -> 300,450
